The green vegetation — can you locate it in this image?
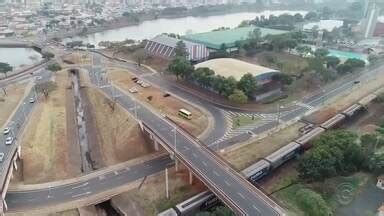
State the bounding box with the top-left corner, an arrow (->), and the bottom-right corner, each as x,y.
47,63 -> 62,72
295,188 -> 332,216
42,51 -> 54,59
233,115 -> 259,129
298,130 -> 365,182
0,62 -> 13,77
196,206 -> 235,216
167,52 -> 264,103
228,89 -> 248,104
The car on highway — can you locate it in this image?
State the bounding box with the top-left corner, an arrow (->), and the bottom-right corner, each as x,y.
0,153 -> 4,162
29,97 -> 35,103
354,80 -> 361,84
5,137 -> 13,145
35,76 -> 42,80
3,127 -> 10,135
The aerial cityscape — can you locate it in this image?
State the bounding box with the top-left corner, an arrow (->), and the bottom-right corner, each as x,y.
1,0 -> 384,215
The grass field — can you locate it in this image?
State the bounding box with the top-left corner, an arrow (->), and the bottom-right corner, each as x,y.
233,115 -> 260,129
223,122 -> 305,170
108,68 -> 208,137
0,84 -> 26,128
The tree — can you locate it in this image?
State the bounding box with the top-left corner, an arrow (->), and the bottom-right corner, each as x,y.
336,63 -> 352,74
314,48 -> 329,59
47,63 -> 62,72
293,13 -> 304,22
167,56 -> 194,80
368,153 -> 384,174
228,89 -> 248,104
133,49 -> 147,67
272,73 -> 293,87
304,11 -> 318,20
296,45 -> 312,56
0,62 -> 13,77
237,73 -> 257,98
174,41 -> 188,58
247,28 -> 262,48
192,67 -> 215,88
295,188 -> 332,216
325,56 -> 340,68
42,51 -> 54,59
35,81 -> 57,98
298,130 -> 363,181
308,57 -> 326,76
221,76 -> 237,97
344,58 -> 366,69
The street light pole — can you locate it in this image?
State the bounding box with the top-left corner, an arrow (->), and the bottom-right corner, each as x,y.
172,127 -> 178,171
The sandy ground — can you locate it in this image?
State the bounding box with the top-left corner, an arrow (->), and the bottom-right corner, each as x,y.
15,71 -> 81,184
222,122 -> 305,171
0,84 -> 26,128
108,68 -> 208,137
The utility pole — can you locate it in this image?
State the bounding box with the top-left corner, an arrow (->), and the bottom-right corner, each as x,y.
172,127 -> 178,171
165,168 -> 169,199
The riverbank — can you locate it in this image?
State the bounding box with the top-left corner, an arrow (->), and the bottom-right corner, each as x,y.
54,6 -> 309,42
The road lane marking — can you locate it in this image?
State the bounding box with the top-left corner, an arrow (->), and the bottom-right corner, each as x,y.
71,182 -> 89,189
202,161 -> 208,167
213,171 -> 220,177
237,192 -> 245,199
225,181 -> 231,186
71,191 -> 91,198
192,153 -> 198,158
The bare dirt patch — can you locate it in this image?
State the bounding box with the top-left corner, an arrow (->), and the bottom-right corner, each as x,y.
117,165 -> 205,215
222,122 -> 305,171
108,68 -> 208,137
0,84 -> 26,127
62,52 -> 91,65
18,71 -> 81,184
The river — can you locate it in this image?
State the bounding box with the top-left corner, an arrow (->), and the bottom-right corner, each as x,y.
67,10 -> 307,46
0,48 -> 42,69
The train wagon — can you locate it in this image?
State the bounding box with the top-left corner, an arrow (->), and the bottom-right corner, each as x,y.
265,142 -> 301,170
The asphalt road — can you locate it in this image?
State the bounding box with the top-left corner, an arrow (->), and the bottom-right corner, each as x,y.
0,69 -> 50,190
89,55 -> 283,215
4,53 -> 384,212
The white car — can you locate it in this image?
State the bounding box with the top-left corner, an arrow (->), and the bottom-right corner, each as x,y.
5,137 -> 13,145
0,153 -> 4,162
29,97 -> 35,103
3,127 -> 10,135
141,82 -> 151,88
35,76 -> 42,80
129,87 -> 138,93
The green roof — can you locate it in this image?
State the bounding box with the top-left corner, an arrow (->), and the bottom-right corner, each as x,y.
182,26 -> 288,50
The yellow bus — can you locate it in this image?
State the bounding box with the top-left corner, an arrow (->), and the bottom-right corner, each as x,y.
178,109 -> 192,120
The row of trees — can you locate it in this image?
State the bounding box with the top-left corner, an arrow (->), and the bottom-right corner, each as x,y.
298,127 -> 384,182
300,47 -> 366,82
167,56 -> 254,104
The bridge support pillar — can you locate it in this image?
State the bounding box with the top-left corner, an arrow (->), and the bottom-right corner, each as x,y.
154,140 -> 159,151
17,145 -> 21,159
189,171 -> 193,185
13,160 -> 17,171
2,199 -> 7,212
